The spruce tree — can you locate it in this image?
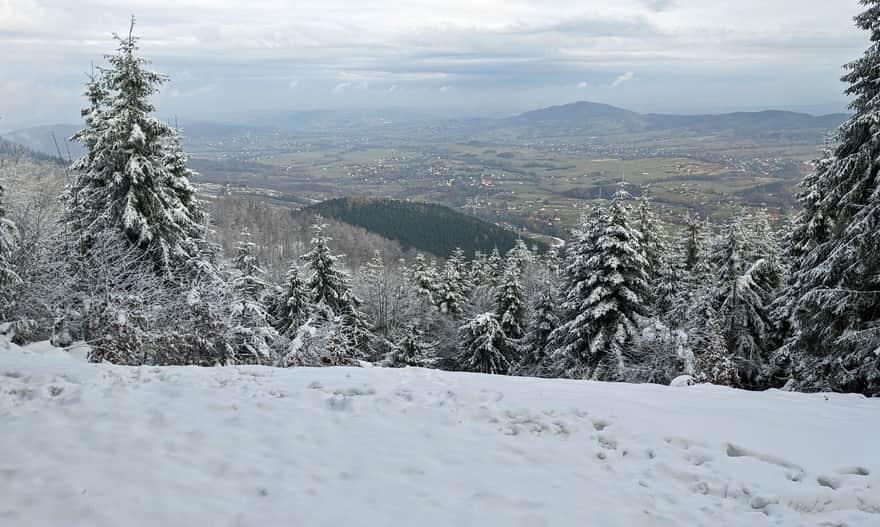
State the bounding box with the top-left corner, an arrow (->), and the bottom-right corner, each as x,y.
229,229 -> 278,363
302,217 -> 350,312
506,239 -> 533,275
270,262 -> 311,338
410,252 -> 438,306
693,309 -> 740,387
436,253 -> 469,317
385,325 -> 438,368
456,313 -> 511,374
470,251 -> 490,285
679,211 -> 711,276
709,219 -> 779,385
548,193 -> 649,379
301,216 -> 373,357
495,260 -> 526,340
486,248 -> 504,287
776,1 -> 880,393
67,19 -> 214,281
635,194 -> 668,283
517,288 -> 560,375
449,247 -> 473,291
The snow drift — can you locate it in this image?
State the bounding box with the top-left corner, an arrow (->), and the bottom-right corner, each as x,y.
1,338 -> 878,526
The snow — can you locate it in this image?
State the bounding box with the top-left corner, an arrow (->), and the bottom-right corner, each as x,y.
2,339 -> 879,527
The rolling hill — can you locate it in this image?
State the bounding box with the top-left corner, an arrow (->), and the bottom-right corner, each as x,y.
508,101 -> 849,137
299,197 -> 547,258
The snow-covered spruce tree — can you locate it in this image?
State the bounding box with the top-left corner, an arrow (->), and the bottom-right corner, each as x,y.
678,211 -> 711,277
781,67 -> 880,394
516,288 -> 560,376
67,19 -> 214,282
710,221 -> 780,386
436,252 -> 470,317
495,260 -> 526,340
506,238 -> 534,275
302,216 -> 351,312
548,193 -> 649,379
455,312 -> 511,374
769,150 -> 835,375
743,209 -> 780,267
276,302 -> 359,367
470,251 -> 490,285
228,229 -> 278,364
486,248 -> 504,288
635,193 -> 668,282
301,216 -> 373,358
543,245 -> 561,278
635,193 -> 677,315
67,71 -> 109,236
382,324 -> 438,368
269,261 -> 311,338
692,308 -> 740,387
449,247 -> 473,291
410,252 -> 439,306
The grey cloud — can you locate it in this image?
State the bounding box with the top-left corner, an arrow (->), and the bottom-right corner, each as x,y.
0,0 -> 867,130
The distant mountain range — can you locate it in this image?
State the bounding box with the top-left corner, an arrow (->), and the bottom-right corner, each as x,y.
2,101 -> 849,157
508,101 -> 848,136
300,197 -> 547,258
0,120 -> 259,160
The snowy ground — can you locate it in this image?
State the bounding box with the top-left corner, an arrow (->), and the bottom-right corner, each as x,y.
1,339 -> 878,527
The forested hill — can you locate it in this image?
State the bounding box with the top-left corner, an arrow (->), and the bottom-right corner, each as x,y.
0,136 -> 65,164
300,197 -> 547,258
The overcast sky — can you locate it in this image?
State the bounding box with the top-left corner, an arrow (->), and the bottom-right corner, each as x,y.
0,0 -> 868,130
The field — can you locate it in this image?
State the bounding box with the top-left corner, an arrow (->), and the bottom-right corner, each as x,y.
186,119 -> 828,237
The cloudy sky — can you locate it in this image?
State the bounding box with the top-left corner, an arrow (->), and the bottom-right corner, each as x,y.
0,0 -> 868,130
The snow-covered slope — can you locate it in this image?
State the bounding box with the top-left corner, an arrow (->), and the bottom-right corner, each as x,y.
2,339 -> 878,527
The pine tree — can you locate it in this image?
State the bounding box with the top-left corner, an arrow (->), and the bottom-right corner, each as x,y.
67,19 -> 214,282
548,194 -> 649,379
229,229 -> 278,363
456,313 -> 511,374
495,260 -> 526,340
